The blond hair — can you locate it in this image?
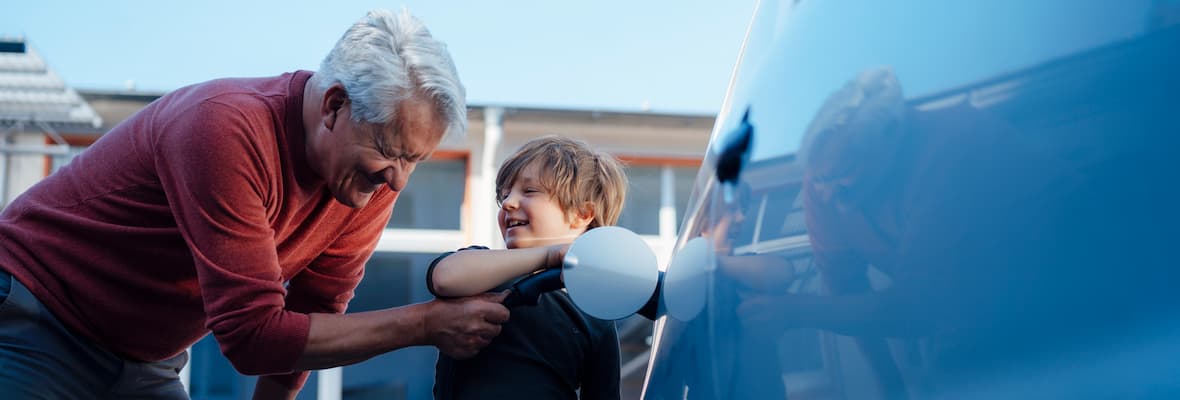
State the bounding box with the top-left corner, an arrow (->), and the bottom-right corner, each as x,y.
496,135 -> 627,229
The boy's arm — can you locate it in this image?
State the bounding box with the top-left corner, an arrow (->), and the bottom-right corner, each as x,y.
429,244 -> 566,297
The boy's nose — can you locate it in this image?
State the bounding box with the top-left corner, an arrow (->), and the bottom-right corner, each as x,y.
500,192 -> 520,210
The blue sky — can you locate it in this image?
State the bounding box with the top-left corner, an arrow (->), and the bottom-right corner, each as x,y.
3,1 -> 756,114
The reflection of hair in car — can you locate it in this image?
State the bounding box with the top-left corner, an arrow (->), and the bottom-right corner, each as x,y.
801,66 -> 908,207
802,67 -> 904,168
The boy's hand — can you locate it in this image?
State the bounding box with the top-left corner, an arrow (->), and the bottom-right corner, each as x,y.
546,244 -> 570,269
424,291 -> 510,359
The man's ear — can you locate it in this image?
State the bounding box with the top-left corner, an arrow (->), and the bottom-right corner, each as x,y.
569,203 -> 596,229
321,83 -> 348,131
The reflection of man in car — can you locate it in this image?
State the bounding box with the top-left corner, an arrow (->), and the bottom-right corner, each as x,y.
792,64 -> 1074,331
802,67 -> 908,313
738,65 -> 1108,394
799,66 -> 913,398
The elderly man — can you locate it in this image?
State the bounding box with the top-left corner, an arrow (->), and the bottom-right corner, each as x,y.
0,9 -> 507,400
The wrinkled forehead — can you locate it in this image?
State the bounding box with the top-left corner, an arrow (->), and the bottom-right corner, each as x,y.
393,96 -> 447,142
808,128 -> 868,179
367,105 -> 445,155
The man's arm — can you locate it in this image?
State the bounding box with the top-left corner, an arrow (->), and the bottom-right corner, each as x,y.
430,245 -> 566,297
253,292 -> 509,400
296,291 -> 509,369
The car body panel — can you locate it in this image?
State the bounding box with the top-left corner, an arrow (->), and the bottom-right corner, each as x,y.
644,1 -> 1180,399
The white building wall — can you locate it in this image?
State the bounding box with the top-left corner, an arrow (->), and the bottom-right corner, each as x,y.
1,131 -> 52,206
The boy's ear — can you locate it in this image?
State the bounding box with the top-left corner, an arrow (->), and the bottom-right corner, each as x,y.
569,202 -> 595,229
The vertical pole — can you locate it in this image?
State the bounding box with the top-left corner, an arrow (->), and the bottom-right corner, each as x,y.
659,165 -> 677,240
318,367 -> 342,400
475,107 -> 504,246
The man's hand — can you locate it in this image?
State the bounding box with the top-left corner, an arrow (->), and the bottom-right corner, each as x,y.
423,291 -> 510,359
736,292 -> 801,335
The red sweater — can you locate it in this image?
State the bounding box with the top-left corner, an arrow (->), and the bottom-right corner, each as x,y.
0,71 -> 395,386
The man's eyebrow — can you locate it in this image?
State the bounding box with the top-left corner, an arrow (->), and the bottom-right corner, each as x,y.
374,130 -> 394,156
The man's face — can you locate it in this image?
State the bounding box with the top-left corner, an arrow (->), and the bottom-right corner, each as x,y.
807,133 -> 865,206
309,94 -> 446,208
497,162 -> 589,249
808,171 -> 858,205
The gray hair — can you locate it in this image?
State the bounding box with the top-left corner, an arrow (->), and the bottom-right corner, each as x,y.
800,66 -> 903,169
319,9 -> 467,138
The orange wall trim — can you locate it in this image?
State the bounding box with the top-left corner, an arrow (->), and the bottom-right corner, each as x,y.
42,134 -> 101,177
615,155 -> 702,168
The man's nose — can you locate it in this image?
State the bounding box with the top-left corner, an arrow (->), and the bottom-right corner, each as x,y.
812,182 -> 834,202
382,165 -> 412,192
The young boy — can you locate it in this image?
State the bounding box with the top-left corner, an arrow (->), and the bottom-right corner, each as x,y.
427,135 -> 627,400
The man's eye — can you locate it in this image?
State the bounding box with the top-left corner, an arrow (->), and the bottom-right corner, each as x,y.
371,134 -> 385,154
365,171 -> 386,185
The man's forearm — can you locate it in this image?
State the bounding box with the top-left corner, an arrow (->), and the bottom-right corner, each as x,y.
292,305 -> 427,371
286,291 -> 508,375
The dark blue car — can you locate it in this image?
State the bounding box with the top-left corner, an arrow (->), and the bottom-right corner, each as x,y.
636,1 -> 1180,398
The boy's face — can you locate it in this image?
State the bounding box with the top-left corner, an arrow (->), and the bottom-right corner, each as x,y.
498,162 -> 591,249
